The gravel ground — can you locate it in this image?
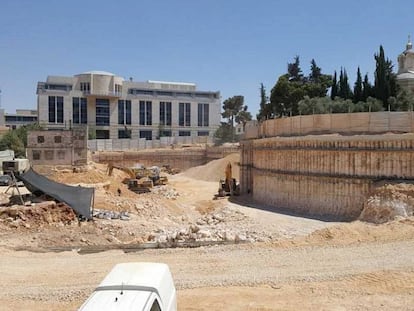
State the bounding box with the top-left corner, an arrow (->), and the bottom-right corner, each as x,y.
1,162 -> 414,310
0,238 -> 413,310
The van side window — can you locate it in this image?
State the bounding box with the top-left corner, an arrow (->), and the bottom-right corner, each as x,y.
150,299 -> 161,311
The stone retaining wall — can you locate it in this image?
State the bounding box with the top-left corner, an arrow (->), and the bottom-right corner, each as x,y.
241,133 -> 414,220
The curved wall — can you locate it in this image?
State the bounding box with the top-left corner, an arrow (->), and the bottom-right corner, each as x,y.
241,133 -> 414,220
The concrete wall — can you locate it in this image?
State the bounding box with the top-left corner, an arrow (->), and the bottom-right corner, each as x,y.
92,146 -> 239,171
244,112 -> 414,139
27,128 -> 88,167
241,132 -> 414,220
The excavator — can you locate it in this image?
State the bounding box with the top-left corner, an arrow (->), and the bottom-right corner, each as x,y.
217,162 -> 240,197
107,163 -> 153,194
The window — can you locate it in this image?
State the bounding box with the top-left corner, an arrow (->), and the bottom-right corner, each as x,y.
128,89 -> 154,95
115,84 -> 122,94
118,128 -> 131,139
157,91 -> 173,96
96,98 -> 110,126
176,92 -> 193,98
57,150 -> 66,160
159,102 -> 172,126
150,299 -> 161,311
45,150 -> 54,160
198,103 -> 209,126
140,130 -> 152,140
198,131 -> 209,136
179,131 -> 191,136
96,130 -> 110,139
118,100 -> 131,125
80,82 -> 90,92
48,96 -> 64,123
73,97 -> 87,124
139,101 -> 152,125
54,136 -> 62,143
37,136 -> 45,143
32,150 -> 41,160
179,103 -> 191,126
159,130 -> 172,137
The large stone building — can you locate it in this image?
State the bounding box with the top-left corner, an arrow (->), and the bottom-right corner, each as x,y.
36,71 -> 221,141
397,36 -> 414,94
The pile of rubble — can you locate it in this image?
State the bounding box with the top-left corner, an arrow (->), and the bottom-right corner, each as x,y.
0,201 -> 77,228
151,185 -> 179,199
360,183 -> 414,224
92,209 -> 130,220
148,207 -> 270,244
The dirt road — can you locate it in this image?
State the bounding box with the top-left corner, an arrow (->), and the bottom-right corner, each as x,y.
1,159 -> 414,310
1,236 -> 413,310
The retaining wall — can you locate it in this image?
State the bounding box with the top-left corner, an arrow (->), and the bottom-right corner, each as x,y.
244,111 -> 414,139
241,133 -> 414,220
93,146 -> 240,171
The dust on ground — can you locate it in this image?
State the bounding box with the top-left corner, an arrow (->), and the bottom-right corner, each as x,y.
0,153 -> 414,310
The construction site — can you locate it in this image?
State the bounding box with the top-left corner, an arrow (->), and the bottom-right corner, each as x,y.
1,112 -> 414,310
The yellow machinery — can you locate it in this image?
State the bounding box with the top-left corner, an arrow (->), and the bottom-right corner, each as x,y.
218,162 -> 240,197
107,163 -> 153,193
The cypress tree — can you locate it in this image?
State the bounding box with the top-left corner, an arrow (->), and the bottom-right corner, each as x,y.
353,67 -> 363,103
362,73 -> 372,101
374,45 -> 397,108
331,71 -> 338,100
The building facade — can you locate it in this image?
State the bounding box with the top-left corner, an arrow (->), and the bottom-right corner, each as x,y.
397,36 -> 414,94
36,71 -> 221,141
27,128 -> 88,167
0,109 -> 38,129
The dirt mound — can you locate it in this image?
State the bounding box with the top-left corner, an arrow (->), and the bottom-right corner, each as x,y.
359,183 -> 414,224
275,217 -> 414,247
180,153 -> 240,182
0,202 -> 77,227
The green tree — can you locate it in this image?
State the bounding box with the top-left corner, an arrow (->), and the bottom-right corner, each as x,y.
214,122 -> 233,145
0,131 -> 25,158
330,71 -> 338,100
362,73 -> 372,101
257,83 -> 271,121
270,58 -> 331,117
338,68 -> 353,99
396,89 -> 414,111
287,56 -> 303,82
309,59 -> 322,82
0,123 -> 42,158
222,95 -> 244,126
235,106 -> 252,130
374,45 -> 397,108
353,67 -> 363,103
270,74 -> 304,117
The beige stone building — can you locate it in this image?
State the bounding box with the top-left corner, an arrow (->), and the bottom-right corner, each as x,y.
36,71 -> 221,141
0,109 -> 37,129
397,36 -> 414,94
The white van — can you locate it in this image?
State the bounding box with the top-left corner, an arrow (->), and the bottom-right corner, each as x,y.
79,262 -> 177,311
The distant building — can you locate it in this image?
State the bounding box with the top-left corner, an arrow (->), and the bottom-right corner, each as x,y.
36,71 -> 221,141
397,36 -> 414,94
26,128 -> 88,167
0,109 -> 37,129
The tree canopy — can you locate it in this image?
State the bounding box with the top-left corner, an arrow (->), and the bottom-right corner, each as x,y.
269,57 -> 332,117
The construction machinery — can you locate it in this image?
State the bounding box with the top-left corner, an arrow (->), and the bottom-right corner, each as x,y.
217,162 -> 240,197
107,163 -> 153,194
131,165 -> 168,186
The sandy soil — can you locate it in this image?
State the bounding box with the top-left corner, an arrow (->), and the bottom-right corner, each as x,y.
0,156 -> 414,310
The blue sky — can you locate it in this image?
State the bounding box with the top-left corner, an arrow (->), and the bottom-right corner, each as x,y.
0,0 -> 413,117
